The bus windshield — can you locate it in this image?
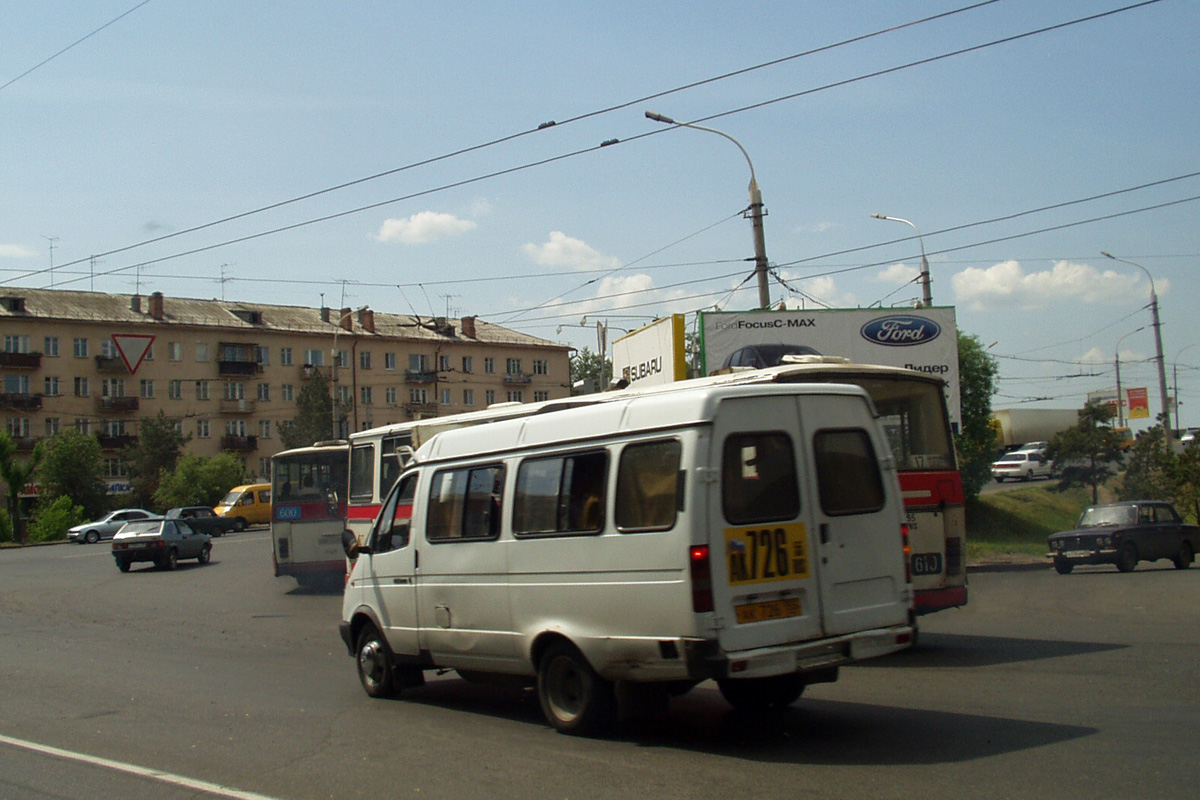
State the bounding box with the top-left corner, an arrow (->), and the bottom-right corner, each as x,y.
851,376 -> 955,471
273,450 -> 349,503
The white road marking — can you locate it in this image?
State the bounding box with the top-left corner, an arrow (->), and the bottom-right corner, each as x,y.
0,733 -> 287,800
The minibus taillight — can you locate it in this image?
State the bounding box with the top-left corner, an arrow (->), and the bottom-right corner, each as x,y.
901,523 -> 912,584
689,545 -> 714,613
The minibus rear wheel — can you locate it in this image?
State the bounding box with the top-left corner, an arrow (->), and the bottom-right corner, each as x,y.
356,624 -> 400,699
537,642 -> 616,736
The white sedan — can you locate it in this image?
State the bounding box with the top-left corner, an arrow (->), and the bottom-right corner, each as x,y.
991,451 -> 1055,482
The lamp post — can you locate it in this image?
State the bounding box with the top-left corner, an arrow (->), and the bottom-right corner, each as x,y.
1114,326 -> 1145,427
872,214 -> 932,307
646,111 -> 770,309
1103,252 -> 1171,446
1173,342 -> 1197,429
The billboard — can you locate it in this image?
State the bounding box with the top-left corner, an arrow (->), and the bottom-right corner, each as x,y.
611,315 -> 688,389
1125,387 -> 1150,419
699,307 -> 960,426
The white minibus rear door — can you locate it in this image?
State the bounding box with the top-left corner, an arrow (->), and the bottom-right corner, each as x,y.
800,394 -> 910,636
708,395 -> 824,654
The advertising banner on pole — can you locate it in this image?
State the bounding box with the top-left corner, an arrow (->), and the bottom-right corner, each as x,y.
1125,387 -> 1150,419
699,307 -> 960,427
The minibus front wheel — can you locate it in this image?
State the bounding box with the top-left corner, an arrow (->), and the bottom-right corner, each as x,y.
537,641 -> 616,736
356,624 -> 400,699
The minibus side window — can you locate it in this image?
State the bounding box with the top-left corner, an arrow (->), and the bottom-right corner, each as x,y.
615,439 -> 681,532
813,428 -> 885,516
349,444 -> 376,503
373,473 -> 417,552
514,450 -> 607,536
427,465 -> 505,541
722,432 -> 800,525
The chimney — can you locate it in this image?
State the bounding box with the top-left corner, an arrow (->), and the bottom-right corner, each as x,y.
130,295 -> 142,313
149,292 -> 164,320
360,308 -> 375,333
340,307 -> 353,332
461,315 -> 477,339
320,306 -> 331,323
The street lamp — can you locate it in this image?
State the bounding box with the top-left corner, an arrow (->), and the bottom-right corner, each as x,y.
1114,326 -> 1145,428
1173,342 -> 1197,428
872,214 -> 932,307
1103,252 -> 1171,446
645,111 -> 771,309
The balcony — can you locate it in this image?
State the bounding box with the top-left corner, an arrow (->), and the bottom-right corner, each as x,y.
300,364 -> 328,380
404,370 -> 438,384
404,402 -> 441,417
218,360 -> 260,377
96,396 -> 140,412
12,436 -> 38,452
0,352 -> 41,369
0,392 -> 43,410
220,434 -> 258,452
94,355 -> 129,373
97,434 -> 137,450
503,373 -> 532,385
219,398 -> 257,415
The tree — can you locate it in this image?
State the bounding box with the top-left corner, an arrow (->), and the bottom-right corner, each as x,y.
34,431 -> 109,520
280,370 -> 338,449
1046,402 -> 1125,503
154,452 -> 248,509
0,432 -> 41,543
570,347 -> 611,395
1117,426 -> 1176,502
954,332 -> 1000,500
121,411 -> 192,509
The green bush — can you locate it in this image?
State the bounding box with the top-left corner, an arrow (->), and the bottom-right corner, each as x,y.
0,509 -> 12,543
28,496 -> 87,543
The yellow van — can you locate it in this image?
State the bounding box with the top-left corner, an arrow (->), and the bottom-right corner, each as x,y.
213,483 -> 272,530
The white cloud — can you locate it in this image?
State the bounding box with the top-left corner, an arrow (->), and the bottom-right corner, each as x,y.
873,262 -> 920,285
467,197 -> 493,217
0,244 -> 37,259
774,270 -> 857,309
522,231 -> 621,271
951,259 -> 1152,311
376,211 -> 476,244
795,221 -> 842,235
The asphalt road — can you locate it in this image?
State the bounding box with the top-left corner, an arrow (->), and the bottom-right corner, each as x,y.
2,533 -> 1198,800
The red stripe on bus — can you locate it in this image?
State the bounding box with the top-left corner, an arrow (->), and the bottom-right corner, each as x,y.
347,505 -> 382,521
898,470 -> 964,506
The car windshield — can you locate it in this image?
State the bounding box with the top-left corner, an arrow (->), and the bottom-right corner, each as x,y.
1078,506 -> 1136,527
218,491 -> 241,505
120,520 -> 162,535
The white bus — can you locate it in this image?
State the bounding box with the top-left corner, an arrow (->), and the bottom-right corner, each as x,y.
270,440 -> 350,588
340,381 -> 914,735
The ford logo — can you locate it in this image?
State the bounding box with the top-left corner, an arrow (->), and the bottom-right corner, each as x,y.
860,315 -> 941,347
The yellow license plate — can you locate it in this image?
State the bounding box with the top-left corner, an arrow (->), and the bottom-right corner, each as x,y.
735,597 -> 802,624
724,522 -> 810,586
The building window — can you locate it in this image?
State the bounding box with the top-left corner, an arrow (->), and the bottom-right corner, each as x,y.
44,377 -> 60,397
485,390 -> 496,405
384,352 -> 396,370
104,420 -> 127,436
224,381 -> 246,401
409,353 -> 427,371
195,343 -> 209,362
75,418 -> 91,434
103,458 -> 126,478
73,338 -> 88,358
3,335 -> 31,353
337,385 -> 351,403
101,378 -> 126,398
506,358 -> 522,375
101,339 -> 116,358
140,380 -> 154,399
385,386 -> 397,405
5,375 -> 29,394
534,391 -> 549,402
463,389 -> 474,406
197,419 -> 211,438
533,359 -> 549,376
143,343 -> 154,361
195,381 -> 210,401
257,383 -> 270,401
280,347 -> 293,366
45,417 -> 59,436
256,345 -> 269,366
484,357 -> 495,374
281,384 -> 294,402
74,377 -> 89,397
44,336 -> 59,357
360,351 -> 372,370
441,388 -> 451,405
409,388 -> 428,404
304,349 -> 324,367
167,342 -> 182,361
335,349 -> 349,368
168,380 -> 182,400
439,355 -> 451,372
360,386 -> 373,405
172,420 -> 184,435
462,356 -> 473,374
507,390 -> 524,403
226,419 -> 247,437
7,418 -> 31,437
259,420 -> 271,439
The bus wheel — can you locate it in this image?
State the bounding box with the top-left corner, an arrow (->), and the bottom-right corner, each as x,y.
537,641 -> 616,736
356,625 -> 400,699
718,674 -> 805,711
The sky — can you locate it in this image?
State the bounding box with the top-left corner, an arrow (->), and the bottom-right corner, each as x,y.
2,0 -> 1198,433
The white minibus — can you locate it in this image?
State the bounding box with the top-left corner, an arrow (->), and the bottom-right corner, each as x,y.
340,381 -> 914,735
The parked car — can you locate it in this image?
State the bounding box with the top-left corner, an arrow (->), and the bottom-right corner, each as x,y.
1013,441 -> 1049,454
1047,501 -> 1200,574
990,451 -> 1054,482
67,508 -> 155,544
165,506 -> 240,537
112,517 -> 212,572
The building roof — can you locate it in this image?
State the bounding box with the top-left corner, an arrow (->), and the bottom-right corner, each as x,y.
0,287 -> 566,351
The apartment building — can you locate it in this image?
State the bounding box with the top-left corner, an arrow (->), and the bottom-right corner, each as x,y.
0,289 -> 571,485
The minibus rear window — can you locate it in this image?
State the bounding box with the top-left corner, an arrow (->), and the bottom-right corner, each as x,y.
615,440 -> 681,532
813,429 -> 885,516
722,432 -> 800,525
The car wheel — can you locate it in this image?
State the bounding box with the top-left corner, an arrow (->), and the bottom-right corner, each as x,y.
537,641 -> 616,736
355,624 -> 400,699
995,477 -> 1005,483
84,530 -> 100,544
159,549 -> 178,571
1053,558 -> 1074,575
1116,542 -> 1138,573
1173,541 -> 1194,570
1024,470 -> 1033,481
717,674 -> 805,711
234,517 -> 247,532
197,544 -> 211,565
116,558 -> 131,573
